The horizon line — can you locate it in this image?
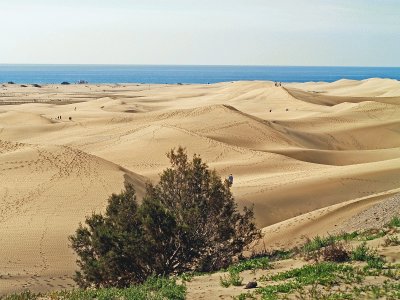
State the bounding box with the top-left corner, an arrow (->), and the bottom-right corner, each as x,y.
0,63 -> 399,68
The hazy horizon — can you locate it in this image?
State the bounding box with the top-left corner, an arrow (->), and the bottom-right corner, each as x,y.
2,0 -> 399,66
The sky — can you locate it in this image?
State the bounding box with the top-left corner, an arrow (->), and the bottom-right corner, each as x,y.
1,0 -> 399,66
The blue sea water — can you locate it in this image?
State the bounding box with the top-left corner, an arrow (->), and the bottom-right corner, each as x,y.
0,65 -> 399,84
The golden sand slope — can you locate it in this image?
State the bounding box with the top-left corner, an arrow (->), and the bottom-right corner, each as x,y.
0,79 -> 399,294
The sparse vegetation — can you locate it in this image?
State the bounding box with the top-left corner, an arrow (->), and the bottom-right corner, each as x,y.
387,215 -> 400,228
220,269 -> 243,287
0,277 -> 186,300
383,235 -> 400,246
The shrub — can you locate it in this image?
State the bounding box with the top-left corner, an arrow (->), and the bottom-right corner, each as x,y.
321,242 -> 349,262
70,147 -> 260,288
61,81 -> 70,85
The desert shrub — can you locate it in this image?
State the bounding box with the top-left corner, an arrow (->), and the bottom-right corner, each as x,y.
321,242 -> 349,262
387,215 -> 400,228
61,81 -> 70,85
7,81 -> 15,84
70,147 -> 260,288
32,84 -> 41,88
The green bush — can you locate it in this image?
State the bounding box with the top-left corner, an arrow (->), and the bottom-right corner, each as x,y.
70,147 -> 260,288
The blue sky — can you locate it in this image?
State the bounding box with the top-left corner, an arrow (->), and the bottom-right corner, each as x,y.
1,0 -> 399,65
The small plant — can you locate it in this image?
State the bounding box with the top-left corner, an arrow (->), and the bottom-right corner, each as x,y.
219,269 -> 243,288
321,241 -> 349,262
229,257 -> 271,273
383,235 -> 400,246
180,272 -> 194,282
358,229 -> 386,241
220,275 -> 231,288
301,235 -> 337,260
351,242 -> 385,269
0,277 -> 186,300
387,215 -> 400,228
250,248 -> 293,261
233,292 -> 257,300
351,242 -> 370,261
0,290 -> 41,300
61,81 -> 71,85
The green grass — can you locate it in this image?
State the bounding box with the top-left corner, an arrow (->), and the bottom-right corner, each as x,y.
229,257 -> 271,273
256,282 -> 300,300
387,215 -> 400,228
269,262 -> 360,286
0,277 -> 186,300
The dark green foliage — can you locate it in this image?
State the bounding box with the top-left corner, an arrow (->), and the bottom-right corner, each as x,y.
70,147 -> 260,288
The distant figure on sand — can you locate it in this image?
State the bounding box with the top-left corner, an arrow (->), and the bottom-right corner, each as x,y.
228,174 -> 234,186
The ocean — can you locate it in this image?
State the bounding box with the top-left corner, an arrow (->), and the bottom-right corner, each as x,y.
0,65 -> 399,84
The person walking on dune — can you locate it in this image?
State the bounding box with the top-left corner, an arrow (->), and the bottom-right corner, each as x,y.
228,174 -> 234,186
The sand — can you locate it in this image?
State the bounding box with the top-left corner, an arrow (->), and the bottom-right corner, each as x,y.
0,79 -> 399,295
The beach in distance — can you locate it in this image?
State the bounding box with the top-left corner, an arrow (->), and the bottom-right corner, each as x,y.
1,78 -> 400,297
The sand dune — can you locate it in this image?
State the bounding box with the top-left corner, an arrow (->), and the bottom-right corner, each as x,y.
0,79 -> 399,294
